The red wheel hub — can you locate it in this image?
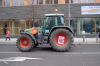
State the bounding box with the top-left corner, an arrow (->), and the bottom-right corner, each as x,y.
20,38 -> 30,48
55,34 -> 69,46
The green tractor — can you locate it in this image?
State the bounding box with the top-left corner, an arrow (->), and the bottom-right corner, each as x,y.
16,14 -> 74,52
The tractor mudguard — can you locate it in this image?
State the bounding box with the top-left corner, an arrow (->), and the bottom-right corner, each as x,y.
20,32 -> 37,44
50,26 -> 74,34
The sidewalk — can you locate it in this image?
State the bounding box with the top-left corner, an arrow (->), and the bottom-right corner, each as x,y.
0,38 -> 100,44
74,38 -> 100,44
0,38 -> 17,44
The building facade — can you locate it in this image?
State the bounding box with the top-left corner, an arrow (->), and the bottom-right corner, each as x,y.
0,0 -> 100,37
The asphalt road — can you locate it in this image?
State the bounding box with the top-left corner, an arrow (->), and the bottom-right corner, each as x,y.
0,44 -> 100,66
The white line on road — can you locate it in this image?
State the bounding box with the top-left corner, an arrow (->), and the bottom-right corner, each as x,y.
0,57 -> 43,64
0,57 -> 43,62
0,52 -> 22,53
65,52 -> 100,55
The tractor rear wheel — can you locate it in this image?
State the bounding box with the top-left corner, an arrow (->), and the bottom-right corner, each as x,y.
50,28 -> 73,52
16,34 -> 34,52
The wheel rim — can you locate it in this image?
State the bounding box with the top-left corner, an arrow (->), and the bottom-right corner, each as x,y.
55,33 -> 69,46
20,37 -> 30,48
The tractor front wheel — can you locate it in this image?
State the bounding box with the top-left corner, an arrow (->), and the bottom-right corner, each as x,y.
50,28 -> 73,52
16,35 -> 34,52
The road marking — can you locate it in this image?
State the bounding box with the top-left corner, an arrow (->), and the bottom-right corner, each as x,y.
0,57 -> 43,62
0,57 -> 43,64
65,52 -> 100,55
0,52 -> 22,53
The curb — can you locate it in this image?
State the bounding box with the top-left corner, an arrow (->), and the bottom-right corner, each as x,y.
73,43 -> 100,45
0,38 -> 100,45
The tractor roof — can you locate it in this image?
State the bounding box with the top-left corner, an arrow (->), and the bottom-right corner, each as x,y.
44,14 -> 64,16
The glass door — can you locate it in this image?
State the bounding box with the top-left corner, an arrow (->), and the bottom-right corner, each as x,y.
0,20 -> 10,36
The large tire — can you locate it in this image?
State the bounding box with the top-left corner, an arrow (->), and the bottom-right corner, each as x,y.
16,34 -> 35,52
50,28 -> 73,52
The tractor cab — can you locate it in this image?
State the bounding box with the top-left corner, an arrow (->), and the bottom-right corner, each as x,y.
43,14 -> 65,34
44,14 -> 64,28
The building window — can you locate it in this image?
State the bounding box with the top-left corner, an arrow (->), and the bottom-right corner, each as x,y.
38,0 -> 43,4
45,0 -> 52,4
70,17 -> 100,36
54,0 -> 58,4
0,0 -> 2,6
24,0 -> 32,6
17,0 -> 24,6
65,0 -> 68,3
32,0 -> 38,5
50,0 -> 53,4
72,0 -> 100,4
66,0 -> 73,3
4,0 -> 10,7
58,0 -> 66,4
13,0 -> 17,6
45,0 -> 49,4
3,0 -> 25,7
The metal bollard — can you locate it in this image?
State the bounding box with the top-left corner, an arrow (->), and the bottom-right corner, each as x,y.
83,36 -> 85,43
98,32 -> 100,43
96,33 -> 99,43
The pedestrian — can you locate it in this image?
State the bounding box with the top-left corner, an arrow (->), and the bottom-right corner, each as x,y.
3,24 -> 7,35
6,30 -> 11,40
99,29 -> 100,43
98,28 -> 100,43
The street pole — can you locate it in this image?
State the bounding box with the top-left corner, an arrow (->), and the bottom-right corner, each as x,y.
68,0 -> 71,27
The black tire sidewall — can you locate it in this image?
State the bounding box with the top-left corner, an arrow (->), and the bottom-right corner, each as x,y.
16,35 -> 34,52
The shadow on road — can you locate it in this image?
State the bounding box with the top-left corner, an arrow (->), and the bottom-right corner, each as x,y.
0,44 -> 100,53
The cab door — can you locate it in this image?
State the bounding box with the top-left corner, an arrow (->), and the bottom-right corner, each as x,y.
43,16 -> 56,35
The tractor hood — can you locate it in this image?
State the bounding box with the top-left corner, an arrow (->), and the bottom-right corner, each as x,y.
24,28 -> 32,34
24,27 -> 42,34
